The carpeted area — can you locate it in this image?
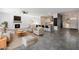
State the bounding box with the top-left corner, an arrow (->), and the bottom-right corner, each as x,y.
6,36 -> 23,50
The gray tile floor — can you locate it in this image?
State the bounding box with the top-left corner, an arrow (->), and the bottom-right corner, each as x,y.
15,29 -> 79,50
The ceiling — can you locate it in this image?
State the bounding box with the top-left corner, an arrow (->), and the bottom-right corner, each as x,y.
0,8 -> 78,16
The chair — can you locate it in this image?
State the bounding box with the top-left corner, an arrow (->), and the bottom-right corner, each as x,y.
0,36 -> 7,49
33,27 -> 44,35
22,35 -> 38,47
2,31 -> 11,42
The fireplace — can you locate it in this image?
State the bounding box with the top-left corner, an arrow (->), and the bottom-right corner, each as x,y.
15,24 -> 20,28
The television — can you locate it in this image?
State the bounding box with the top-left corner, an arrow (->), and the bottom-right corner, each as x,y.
14,16 -> 21,22
15,24 -> 20,28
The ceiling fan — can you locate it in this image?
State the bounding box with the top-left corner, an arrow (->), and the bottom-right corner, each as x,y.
22,11 -> 28,14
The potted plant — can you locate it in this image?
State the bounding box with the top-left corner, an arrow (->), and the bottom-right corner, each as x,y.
1,21 -> 8,33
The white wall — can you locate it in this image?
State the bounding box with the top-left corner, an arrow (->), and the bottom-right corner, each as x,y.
33,16 -> 41,24
0,12 -> 13,28
53,13 -> 58,18
0,12 -> 41,29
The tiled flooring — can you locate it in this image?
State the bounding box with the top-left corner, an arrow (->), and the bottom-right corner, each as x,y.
8,29 -> 79,50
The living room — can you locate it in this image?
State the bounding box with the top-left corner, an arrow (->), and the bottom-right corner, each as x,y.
0,8 -> 79,50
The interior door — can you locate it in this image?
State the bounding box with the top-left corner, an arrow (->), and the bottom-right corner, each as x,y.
70,18 -> 78,29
